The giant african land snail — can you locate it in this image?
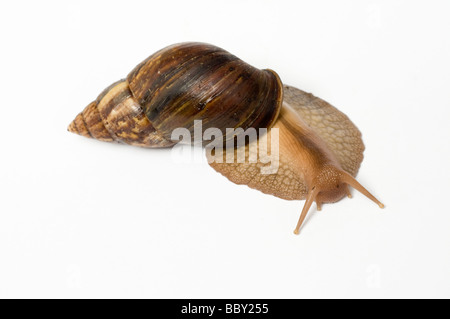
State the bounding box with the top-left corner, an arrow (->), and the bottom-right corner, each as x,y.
68,42 -> 384,234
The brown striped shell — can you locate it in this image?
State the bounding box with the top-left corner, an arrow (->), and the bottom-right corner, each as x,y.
68,42 -> 283,147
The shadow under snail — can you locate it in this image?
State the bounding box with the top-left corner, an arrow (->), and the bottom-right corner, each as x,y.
68,42 -> 384,235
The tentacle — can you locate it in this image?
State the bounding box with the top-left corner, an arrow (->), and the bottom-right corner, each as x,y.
294,187 -> 320,235
340,171 -> 384,208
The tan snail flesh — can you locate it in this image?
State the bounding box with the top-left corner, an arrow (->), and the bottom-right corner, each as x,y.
68,42 -> 383,235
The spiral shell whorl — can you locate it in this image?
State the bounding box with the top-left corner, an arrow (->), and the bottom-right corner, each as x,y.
127,42 -> 283,143
68,101 -> 114,142
68,80 -> 174,148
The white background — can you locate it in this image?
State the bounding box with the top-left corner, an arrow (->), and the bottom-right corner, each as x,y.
0,0 -> 449,298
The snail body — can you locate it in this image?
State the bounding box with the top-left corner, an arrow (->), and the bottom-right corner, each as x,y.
208,85 -> 384,234
68,42 -> 383,234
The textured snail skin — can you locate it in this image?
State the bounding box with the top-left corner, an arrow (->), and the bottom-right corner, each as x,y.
68,42 -> 383,235
209,85 -> 384,234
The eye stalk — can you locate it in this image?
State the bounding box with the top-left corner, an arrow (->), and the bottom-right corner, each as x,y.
293,166 -> 384,235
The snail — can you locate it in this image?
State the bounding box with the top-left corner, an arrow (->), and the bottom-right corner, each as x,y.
68,42 -> 384,234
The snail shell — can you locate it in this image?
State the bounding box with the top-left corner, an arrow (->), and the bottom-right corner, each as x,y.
68,42 -> 283,146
